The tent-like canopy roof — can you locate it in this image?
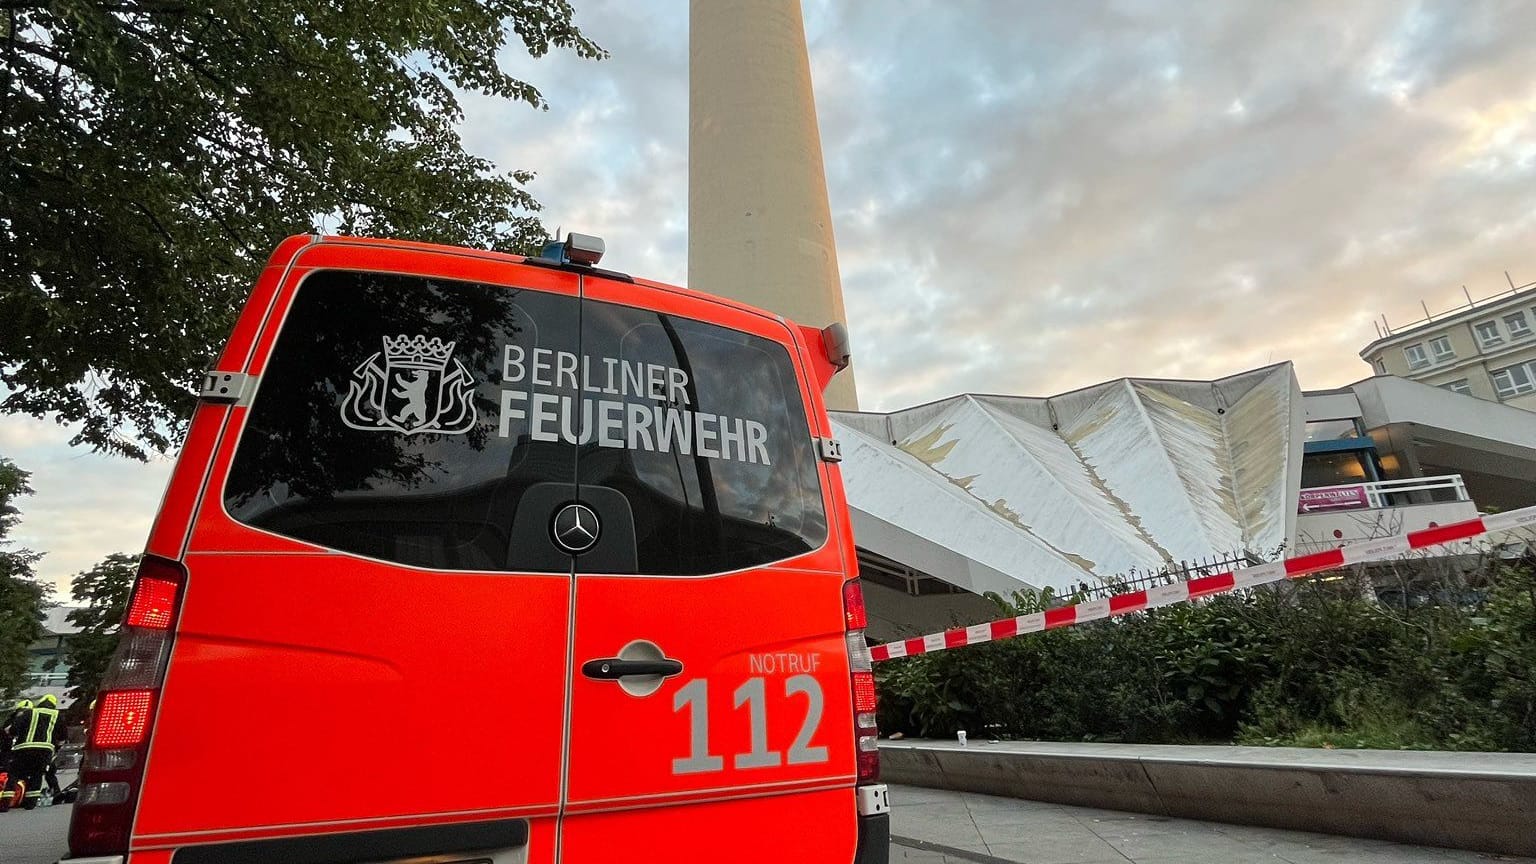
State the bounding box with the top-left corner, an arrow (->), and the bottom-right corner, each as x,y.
832,363 -> 1303,595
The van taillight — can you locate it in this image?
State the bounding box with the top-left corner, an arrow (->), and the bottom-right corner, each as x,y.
69,555 -> 186,858
844,576 -> 867,630
92,690 -> 155,748
125,575 -> 180,629
843,578 -> 880,783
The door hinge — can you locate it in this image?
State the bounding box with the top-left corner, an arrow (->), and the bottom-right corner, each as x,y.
817,436 -> 843,463
199,371 -> 254,405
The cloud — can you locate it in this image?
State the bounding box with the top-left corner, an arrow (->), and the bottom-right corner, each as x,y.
458,0 -> 691,284
824,1 -> 1536,408
1,414 -> 171,595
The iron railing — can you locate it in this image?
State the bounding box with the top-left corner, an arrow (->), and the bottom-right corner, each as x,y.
1298,475 -> 1469,513
1373,275 -> 1534,339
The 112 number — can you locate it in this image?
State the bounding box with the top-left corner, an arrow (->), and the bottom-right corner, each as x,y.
671,675 -> 828,774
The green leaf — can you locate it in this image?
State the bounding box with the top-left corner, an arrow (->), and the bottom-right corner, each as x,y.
0,459 -> 51,699
63,552 -> 140,708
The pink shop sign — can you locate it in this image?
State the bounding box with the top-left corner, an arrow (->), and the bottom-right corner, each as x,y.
1298,485 -> 1370,512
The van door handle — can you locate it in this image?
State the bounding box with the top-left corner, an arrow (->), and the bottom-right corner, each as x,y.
581,658 -> 683,680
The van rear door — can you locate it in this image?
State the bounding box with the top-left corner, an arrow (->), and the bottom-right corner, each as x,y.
557,276 -> 859,863
135,248 -> 580,859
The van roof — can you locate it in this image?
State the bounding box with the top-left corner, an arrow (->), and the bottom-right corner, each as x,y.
300,234 -> 798,330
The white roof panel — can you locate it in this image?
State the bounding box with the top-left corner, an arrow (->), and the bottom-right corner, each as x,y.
834,363 -> 1303,593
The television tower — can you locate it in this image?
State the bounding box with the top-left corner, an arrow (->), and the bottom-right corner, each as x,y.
689,0 -> 858,409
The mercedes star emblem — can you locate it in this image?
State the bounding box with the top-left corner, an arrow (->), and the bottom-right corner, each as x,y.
552,503 -> 601,554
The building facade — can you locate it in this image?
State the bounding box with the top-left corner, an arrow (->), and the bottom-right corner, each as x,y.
23,606 -> 79,706
837,367 -> 1536,640
1360,280 -> 1536,410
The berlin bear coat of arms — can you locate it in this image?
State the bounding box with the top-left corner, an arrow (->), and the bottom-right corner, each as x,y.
341,335 -> 476,434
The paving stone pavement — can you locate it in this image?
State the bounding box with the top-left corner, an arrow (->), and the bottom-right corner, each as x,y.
7,782 -> 1532,864
886,783 -> 1536,864
0,797 -> 71,864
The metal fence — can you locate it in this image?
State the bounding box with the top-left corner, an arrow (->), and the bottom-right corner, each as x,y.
1070,550 -> 1268,603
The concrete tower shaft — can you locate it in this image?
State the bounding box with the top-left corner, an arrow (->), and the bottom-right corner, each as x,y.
689,0 -> 858,409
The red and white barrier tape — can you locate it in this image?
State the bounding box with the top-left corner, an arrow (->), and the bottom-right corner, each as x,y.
870,504 -> 1536,663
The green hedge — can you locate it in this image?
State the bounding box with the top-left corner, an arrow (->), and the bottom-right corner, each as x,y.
875,560 -> 1536,751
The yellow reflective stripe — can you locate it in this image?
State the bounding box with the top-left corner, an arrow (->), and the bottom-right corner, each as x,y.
23,707 -> 58,745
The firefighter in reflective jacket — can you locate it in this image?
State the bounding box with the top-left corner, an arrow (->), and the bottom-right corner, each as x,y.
0,699 -> 30,812
2,694 -> 59,810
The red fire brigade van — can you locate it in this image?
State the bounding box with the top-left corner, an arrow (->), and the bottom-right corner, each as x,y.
66,233 -> 888,864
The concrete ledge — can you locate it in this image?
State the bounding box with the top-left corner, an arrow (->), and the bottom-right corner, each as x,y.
879,740 -> 1536,857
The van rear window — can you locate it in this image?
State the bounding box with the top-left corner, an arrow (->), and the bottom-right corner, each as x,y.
222,270 -> 827,575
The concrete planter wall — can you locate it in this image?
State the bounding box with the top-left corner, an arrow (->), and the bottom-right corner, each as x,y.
881,740 -> 1536,857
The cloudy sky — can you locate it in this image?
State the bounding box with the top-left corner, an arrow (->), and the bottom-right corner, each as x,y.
5,0 -> 1534,594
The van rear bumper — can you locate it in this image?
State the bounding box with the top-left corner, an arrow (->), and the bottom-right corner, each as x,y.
855,783 -> 890,864
855,811 -> 890,863
81,818 -> 527,864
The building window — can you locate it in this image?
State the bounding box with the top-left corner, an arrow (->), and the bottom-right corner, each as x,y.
1440,379 -> 1472,395
1301,451 -> 1374,488
1373,358 -> 1387,374
1428,335 -> 1455,363
223,271 -> 829,577
1475,320 -> 1504,348
1506,311 -> 1531,340
1403,343 -> 1430,370
1491,362 -> 1536,398
1303,419 -> 1362,442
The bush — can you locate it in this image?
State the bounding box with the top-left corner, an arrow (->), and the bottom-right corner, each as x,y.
875,558 -> 1536,752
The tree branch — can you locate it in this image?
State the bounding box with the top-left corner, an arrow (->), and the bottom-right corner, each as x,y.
182,182 -> 246,250
7,34 -> 70,66
0,1 -> 187,11
129,199 -> 174,245
113,17 -> 235,94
